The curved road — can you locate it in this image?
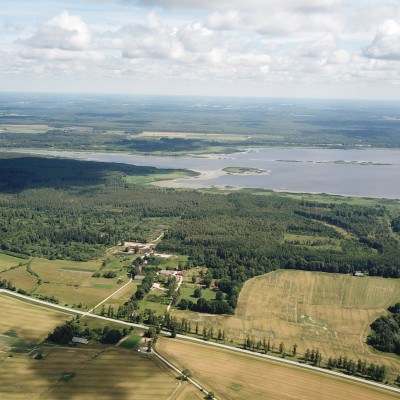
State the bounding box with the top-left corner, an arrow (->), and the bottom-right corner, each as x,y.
1,288 -> 399,396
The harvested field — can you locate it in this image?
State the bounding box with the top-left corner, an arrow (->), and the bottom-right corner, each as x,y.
157,337 -> 399,400
170,270 -> 400,377
0,294 -> 72,344
0,347 -> 181,400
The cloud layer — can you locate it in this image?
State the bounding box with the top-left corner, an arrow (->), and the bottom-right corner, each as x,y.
1,0 -> 400,98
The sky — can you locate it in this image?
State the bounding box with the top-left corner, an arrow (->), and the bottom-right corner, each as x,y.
1,0 -> 400,99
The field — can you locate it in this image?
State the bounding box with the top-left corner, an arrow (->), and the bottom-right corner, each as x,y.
170,270 -> 400,378
0,344 -> 184,400
137,131 -> 250,142
0,294 -> 194,400
156,337 -> 399,400
0,253 -> 25,271
27,258 -> 130,308
0,265 -> 38,292
126,168 -> 198,185
0,294 -> 73,345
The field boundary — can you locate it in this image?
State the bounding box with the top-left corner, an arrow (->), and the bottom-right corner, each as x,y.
2,288 -> 399,395
152,349 -> 216,399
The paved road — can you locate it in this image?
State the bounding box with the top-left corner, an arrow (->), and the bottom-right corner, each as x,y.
0,288 -> 149,331
2,288 -> 399,395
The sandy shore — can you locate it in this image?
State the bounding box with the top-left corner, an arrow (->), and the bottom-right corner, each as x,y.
153,168 -> 226,189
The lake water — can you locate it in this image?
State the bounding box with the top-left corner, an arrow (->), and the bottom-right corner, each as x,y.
6,148 -> 400,199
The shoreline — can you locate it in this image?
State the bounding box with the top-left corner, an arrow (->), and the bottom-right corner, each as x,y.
2,148 -> 400,201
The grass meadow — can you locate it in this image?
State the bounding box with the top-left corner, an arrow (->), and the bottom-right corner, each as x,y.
156,337 -> 399,400
0,253 -> 25,272
170,270 -> 400,378
28,258 -> 130,308
1,265 -> 38,292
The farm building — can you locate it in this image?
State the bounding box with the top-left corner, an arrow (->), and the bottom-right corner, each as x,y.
354,271 -> 364,277
72,337 -> 89,344
159,270 -> 172,276
134,275 -> 145,280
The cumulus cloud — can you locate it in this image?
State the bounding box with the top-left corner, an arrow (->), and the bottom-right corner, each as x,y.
25,11 -> 92,51
104,22 -> 185,60
178,22 -> 218,53
2,1 -> 400,96
19,11 -> 104,64
364,19 -> 400,60
205,9 -> 344,35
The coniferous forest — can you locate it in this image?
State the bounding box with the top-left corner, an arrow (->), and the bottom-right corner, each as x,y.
1,152 -> 400,317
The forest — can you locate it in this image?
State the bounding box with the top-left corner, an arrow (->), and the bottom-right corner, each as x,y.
1,152 -> 400,314
368,303 -> 400,355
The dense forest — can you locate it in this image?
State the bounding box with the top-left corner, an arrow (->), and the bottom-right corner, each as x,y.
1,153 -> 399,313
367,303 -> 400,355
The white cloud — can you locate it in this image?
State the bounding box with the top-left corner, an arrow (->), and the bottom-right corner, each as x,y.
109,23 -> 185,60
178,22 -> 217,53
20,47 -> 104,62
1,1 -> 400,98
364,19 -> 400,60
24,11 -> 92,51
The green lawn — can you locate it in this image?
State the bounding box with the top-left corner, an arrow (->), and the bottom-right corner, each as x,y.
119,333 -> 142,349
178,283 -> 217,302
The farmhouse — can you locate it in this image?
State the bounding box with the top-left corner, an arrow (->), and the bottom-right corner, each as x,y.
72,336 -> 89,344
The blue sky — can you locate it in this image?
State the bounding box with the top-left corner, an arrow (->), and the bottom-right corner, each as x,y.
1,0 -> 400,99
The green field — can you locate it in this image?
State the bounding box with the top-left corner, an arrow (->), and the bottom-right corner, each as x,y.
170,270 -> 400,379
0,266 -> 38,292
0,253 -> 25,272
284,233 -> 342,251
157,337 -> 399,400
178,283 -> 217,302
119,334 -> 142,349
126,169 -> 198,185
26,258 -> 129,308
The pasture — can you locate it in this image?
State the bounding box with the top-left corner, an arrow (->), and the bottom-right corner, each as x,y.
157,337 -> 399,400
28,258 -> 129,307
0,253 -> 25,271
170,270 -> 400,378
0,266 -> 38,292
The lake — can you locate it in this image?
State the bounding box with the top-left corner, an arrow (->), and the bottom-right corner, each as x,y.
5,148 -> 400,199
